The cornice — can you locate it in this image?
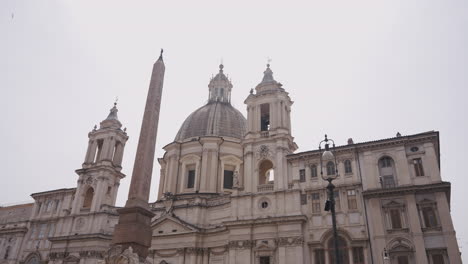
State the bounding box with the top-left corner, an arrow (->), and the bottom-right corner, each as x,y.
287,131 -> 438,161
362,182 -> 450,199
48,233 -> 112,242
223,215 -> 307,227
31,188 -> 75,198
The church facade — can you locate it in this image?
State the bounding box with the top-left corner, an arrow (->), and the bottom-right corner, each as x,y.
0,61 -> 462,264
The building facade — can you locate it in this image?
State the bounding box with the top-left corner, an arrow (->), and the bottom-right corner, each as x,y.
0,62 -> 462,264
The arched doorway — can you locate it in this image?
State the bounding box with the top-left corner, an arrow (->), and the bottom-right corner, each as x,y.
327,236 -> 349,264
259,160 -> 274,184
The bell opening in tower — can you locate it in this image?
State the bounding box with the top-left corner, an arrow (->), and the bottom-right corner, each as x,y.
260,103 -> 270,131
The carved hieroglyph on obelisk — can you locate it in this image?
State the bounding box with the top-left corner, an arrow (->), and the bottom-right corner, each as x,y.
111,50 -> 165,260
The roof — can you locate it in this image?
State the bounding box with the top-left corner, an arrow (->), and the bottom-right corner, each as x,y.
175,101 -> 247,141
0,203 -> 33,224
287,131 -> 439,159
31,188 -> 76,197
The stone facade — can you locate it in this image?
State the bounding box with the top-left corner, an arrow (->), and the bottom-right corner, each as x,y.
0,63 -> 462,264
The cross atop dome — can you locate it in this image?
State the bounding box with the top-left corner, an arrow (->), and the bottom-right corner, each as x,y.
208,64 -> 233,103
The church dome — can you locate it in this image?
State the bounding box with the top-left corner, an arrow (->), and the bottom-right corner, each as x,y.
175,101 -> 246,141
175,64 -> 247,141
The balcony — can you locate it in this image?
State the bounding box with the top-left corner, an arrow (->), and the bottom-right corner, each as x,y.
257,183 -> 274,192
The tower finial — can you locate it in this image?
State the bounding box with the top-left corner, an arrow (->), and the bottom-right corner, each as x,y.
159,48 -> 164,60
267,57 -> 272,68
105,100 -> 119,121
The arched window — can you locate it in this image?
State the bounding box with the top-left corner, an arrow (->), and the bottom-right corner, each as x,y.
83,187 -> 94,209
259,160 -> 274,184
379,156 -> 396,188
326,161 -> 335,176
327,236 -> 349,264
344,160 -> 352,174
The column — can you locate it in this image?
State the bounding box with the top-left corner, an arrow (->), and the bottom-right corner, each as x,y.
243,150 -> 253,192
405,194 -> 427,263
200,149 -> 210,192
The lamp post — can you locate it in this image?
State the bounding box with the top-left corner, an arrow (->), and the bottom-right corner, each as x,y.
319,134 -> 340,264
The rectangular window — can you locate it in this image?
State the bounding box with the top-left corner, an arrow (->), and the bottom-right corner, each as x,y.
48,223 -> 55,237
299,169 -> 306,182
311,165 -> 318,178
334,191 -> 341,211
38,224 -> 47,238
187,169 -> 195,189
397,255 -> 409,264
36,202 -> 42,215
259,256 -> 270,264
223,170 -> 234,189
54,199 -> 59,212
390,208 -> 402,229
300,194 -> 307,205
347,190 -> 357,210
422,207 -> 438,228
311,193 -> 321,213
314,249 -> 325,264
345,160 -> 352,174
413,158 -> 424,176
432,254 -> 445,264
352,247 -> 365,264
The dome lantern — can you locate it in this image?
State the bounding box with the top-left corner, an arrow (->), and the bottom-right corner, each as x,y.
208,64 -> 233,104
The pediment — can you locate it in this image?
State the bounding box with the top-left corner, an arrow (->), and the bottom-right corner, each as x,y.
418,198 -> 435,204
383,200 -> 404,208
152,215 -> 199,235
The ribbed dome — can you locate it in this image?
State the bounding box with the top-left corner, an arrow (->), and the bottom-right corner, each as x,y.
175,101 -> 246,141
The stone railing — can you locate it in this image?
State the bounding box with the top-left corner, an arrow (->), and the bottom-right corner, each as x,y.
260,131 -> 269,137
257,183 -> 274,192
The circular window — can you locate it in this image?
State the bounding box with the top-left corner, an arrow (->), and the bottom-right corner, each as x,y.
261,201 -> 268,208
410,146 -> 419,152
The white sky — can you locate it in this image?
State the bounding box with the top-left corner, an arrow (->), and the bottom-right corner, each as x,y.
1,0 -> 467,261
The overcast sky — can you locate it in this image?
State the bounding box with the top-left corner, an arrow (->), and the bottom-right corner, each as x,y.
1,0 -> 467,261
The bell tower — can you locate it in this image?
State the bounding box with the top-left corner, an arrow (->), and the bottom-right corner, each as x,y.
243,64 -> 297,192
71,103 -> 128,214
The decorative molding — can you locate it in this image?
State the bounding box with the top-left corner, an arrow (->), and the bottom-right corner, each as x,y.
151,249 -> 184,258
277,236 -> 304,246
229,240 -> 254,249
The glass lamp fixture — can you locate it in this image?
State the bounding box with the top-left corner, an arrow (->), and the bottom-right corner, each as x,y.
319,134 -> 338,181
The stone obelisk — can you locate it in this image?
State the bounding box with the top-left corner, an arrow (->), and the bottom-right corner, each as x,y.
111,50 -> 165,260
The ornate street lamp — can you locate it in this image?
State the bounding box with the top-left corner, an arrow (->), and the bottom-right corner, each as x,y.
319,134 -> 340,264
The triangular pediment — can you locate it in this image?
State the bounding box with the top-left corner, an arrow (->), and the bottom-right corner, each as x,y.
152,214 -> 199,235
